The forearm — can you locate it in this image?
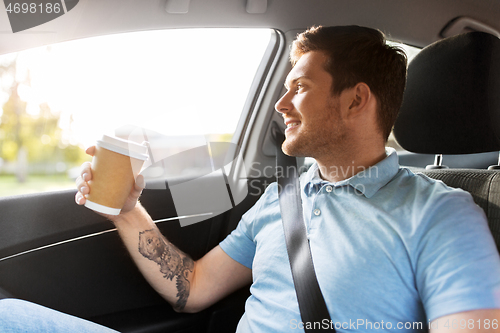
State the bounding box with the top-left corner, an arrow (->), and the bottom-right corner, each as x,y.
110,203 -> 195,312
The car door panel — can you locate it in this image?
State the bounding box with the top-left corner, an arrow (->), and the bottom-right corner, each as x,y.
0,174 -> 272,332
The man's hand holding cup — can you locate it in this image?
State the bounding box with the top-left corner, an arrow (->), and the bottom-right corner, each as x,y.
75,135 -> 149,221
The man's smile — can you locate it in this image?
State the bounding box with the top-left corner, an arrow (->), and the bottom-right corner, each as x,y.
285,120 -> 301,132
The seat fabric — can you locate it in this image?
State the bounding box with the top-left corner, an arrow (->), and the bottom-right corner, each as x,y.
415,169 -> 500,252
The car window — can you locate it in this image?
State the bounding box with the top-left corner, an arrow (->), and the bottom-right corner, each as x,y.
0,28 -> 273,197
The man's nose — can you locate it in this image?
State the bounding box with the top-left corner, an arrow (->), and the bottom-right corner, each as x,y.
275,91 -> 292,114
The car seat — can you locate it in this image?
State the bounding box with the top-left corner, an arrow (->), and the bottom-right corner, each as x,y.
393,31 -> 500,252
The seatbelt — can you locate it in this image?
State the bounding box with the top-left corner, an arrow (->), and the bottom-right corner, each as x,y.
273,127 -> 335,332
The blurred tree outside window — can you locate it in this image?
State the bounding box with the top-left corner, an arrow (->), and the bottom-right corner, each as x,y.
0,54 -> 87,193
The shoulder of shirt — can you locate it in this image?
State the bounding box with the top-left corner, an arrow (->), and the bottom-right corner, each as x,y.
239,181 -> 280,229
391,168 -> 487,232
255,181 -> 279,205
395,166 -> 473,199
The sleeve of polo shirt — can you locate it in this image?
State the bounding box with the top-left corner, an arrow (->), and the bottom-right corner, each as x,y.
415,189 -> 500,321
219,183 -> 277,269
219,214 -> 256,269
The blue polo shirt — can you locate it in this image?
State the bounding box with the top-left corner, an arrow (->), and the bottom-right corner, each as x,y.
219,149 -> 500,332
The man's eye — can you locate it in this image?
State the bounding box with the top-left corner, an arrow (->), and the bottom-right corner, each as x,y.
295,84 -> 303,93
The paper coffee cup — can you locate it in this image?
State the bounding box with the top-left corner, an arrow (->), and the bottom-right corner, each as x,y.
84,135 -> 149,215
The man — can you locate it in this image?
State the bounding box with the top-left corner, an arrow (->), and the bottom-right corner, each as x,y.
1,25 -> 499,332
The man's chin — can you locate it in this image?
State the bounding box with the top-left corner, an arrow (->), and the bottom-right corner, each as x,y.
281,142 -> 307,158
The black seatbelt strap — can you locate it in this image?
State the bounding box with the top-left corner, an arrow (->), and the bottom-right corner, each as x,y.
273,126 -> 335,332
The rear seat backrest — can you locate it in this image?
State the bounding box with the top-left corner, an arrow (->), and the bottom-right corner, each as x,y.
393,32 -> 500,252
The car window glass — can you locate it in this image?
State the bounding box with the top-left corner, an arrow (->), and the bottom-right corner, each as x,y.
0,28 -> 272,197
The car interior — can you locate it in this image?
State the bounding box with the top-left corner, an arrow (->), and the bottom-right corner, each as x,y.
0,0 -> 499,332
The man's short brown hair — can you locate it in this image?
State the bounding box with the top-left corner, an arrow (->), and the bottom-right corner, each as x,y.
290,25 -> 407,141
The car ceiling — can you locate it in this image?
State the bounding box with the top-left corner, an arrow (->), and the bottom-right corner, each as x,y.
0,0 -> 499,55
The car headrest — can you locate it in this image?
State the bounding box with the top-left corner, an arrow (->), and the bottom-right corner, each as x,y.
393,32 -> 500,154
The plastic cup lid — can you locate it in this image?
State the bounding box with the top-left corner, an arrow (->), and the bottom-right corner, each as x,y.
96,135 -> 149,160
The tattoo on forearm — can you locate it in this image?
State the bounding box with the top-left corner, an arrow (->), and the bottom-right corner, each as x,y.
138,229 -> 194,310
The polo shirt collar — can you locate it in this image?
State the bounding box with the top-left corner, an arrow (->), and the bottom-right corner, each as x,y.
303,148 -> 400,198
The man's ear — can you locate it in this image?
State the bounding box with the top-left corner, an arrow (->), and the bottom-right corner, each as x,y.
347,83 -> 372,117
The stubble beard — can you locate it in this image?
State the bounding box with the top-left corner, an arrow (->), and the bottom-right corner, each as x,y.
281,100 -> 346,159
